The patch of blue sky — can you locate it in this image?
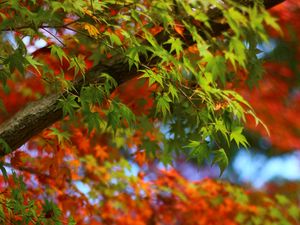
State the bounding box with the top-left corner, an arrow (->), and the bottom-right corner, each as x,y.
233,149 -> 300,188
124,162 -> 139,177
256,39 -> 277,58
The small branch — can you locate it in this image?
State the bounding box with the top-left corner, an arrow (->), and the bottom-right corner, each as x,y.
0,19 -> 80,32
3,162 -> 51,178
40,28 -> 65,47
178,87 -> 199,111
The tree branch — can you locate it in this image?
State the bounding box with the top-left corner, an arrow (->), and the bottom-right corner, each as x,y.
0,58 -> 140,156
0,0 -> 285,156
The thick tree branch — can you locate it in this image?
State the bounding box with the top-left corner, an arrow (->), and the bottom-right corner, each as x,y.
0,0 -> 285,156
0,58 -> 140,156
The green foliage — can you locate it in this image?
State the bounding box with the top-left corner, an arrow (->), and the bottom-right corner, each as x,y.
0,0 -> 299,224
140,69 -> 164,87
49,128 -> 71,144
80,85 -> 105,107
165,37 -> 183,57
107,100 -> 136,131
185,141 -> 209,165
0,162 -> 8,181
156,93 -> 172,118
230,126 -> 249,148
99,73 -> 118,95
68,56 -> 86,76
58,95 -> 80,119
212,148 -> 229,176
0,172 -> 63,224
50,45 -> 69,63
68,216 -> 77,225
0,138 -> 11,154
0,0 -> 281,186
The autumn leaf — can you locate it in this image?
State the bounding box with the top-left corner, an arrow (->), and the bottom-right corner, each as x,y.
83,23 -> 100,37
174,22 -> 185,37
94,145 -> 109,161
135,151 -> 146,166
0,1 -> 296,224
11,152 -> 30,168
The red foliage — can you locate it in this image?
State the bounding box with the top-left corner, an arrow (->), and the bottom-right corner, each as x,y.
239,0 -> 300,151
1,1 -> 300,224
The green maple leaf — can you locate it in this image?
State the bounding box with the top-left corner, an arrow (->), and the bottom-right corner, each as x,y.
156,94 -> 172,117
230,126 -> 249,148
212,148 -> 228,176
185,140 -> 209,165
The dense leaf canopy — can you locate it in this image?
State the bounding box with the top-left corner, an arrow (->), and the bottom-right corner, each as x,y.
0,0 -> 299,224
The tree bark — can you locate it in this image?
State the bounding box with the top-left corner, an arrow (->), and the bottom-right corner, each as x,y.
0,0 -> 285,156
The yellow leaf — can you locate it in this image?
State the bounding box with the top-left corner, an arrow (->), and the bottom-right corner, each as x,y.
83,23 -> 100,37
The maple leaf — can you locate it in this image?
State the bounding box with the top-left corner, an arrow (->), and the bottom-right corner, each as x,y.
11,152 -> 30,168
149,25 -> 164,36
0,1 -> 296,224
174,22 -> 185,37
134,151 -> 146,166
83,23 -> 100,37
94,145 -> 109,161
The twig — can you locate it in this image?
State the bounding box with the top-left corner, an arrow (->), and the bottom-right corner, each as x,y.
40,27 -> 65,47
178,87 -> 199,110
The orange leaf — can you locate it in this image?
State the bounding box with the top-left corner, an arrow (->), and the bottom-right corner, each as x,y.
94,145 -> 109,161
174,22 -> 185,37
134,151 -> 146,166
149,25 -> 163,36
11,151 -> 30,168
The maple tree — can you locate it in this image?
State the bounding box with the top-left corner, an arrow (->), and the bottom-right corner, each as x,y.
0,0 -> 299,224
